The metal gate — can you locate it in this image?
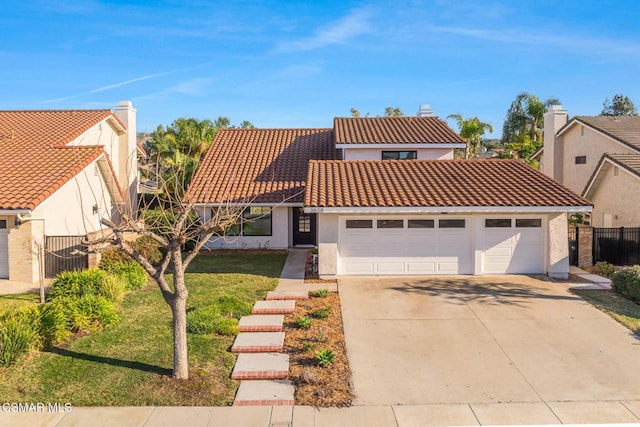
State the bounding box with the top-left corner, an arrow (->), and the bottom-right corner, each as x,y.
592,227 -> 640,266
45,236 -> 88,278
568,226 -> 578,266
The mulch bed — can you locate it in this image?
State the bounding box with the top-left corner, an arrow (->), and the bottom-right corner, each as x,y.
283,292 -> 353,407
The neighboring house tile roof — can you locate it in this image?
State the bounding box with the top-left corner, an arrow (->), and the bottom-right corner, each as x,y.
567,116 -> 640,152
606,153 -> 640,176
583,153 -> 640,198
0,110 -> 124,210
333,116 -> 465,145
305,159 -> 591,208
186,128 -> 338,204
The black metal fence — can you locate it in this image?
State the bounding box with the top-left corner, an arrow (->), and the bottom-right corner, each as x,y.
592,227 -> 640,266
45,236 -> 88,278
568,227 -> 578,266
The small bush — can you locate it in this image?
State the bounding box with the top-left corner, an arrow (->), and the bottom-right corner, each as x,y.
0,310 -> 41,367
215,295 -> 251,319
54,295 -> 120,333
39,303 -> 71,347
591,261 -> 617,279
49,269 -> 125,303
101,261 -> 147,291
312,307 -> 331,319
315,348 -> 335,367
295,316 -> 312,329
99,249 -> 131,266
612,266 -> 640,304
311,289 -> 328,298
186,305 -> 220,335
186,305 -> 239,336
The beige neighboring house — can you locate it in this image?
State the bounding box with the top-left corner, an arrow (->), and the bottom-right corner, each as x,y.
541,106 -> 640,227
0,101 -> 137,284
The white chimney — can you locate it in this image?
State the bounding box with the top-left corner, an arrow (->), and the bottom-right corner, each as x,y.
542,104 -> 568,180
114,100 -> 138,213
417,104 -> 434,117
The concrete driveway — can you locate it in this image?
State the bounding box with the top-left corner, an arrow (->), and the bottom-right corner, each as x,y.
339,275 -> 640,410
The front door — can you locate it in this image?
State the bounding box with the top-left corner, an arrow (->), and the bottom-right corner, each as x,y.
293,208 -> 316,246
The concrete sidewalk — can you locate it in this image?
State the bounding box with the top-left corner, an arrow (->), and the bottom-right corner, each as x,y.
4,401 -> 640,426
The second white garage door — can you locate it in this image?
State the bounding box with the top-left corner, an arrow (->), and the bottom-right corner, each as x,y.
339,217 -> 473,275
480,217 -> 545,274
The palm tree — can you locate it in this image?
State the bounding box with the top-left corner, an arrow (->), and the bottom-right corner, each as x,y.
447,114 -> 494,158
502,93 -> 560,144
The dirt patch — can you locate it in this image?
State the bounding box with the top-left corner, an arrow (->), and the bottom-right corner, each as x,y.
283,292 -> 353,407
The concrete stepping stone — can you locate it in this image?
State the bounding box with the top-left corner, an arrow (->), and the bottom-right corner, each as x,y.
233,380 -> 294,406
265,290 -> 309,301
252,300 -> 295,315
231,332 -> 284,353
231,353 -> 289,380
238,315 -> 284,332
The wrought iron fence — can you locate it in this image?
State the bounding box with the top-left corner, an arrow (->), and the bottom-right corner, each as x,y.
568,226 -> 578,266
592,227 -> 640,266
45,236 -> 88,278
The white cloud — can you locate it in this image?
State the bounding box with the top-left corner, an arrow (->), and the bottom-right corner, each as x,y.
275,7 -> 373,53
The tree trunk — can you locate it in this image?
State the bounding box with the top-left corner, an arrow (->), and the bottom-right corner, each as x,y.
170,294 -> 189,379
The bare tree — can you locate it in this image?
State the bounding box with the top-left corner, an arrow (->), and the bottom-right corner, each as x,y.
88,160 -> 242,379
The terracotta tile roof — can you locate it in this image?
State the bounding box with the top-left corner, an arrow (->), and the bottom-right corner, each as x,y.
0,110 -> 121,210
305,159 -> 591,208
186,128 -> 339,204
334,116 -> 465,145
570,116 -> 640,152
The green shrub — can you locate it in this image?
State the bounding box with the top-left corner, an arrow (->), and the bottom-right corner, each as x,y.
38,303 -> 71,347
591,261 -> 617,279
312,307 -> 331,319
186,305 -> 220,335
211,317 -> 239,336
131,236 -> 164,265
53,295 -> 120,333
295,316 -> 312,329
215,295 -> 251,319
315,348 -> 335,367
311,289 -> 328,298
101,261 -> 147,291
99,249 -> 131,266
612,266 -> 640,304
49,269 -> 125,303
0,309 -> 41,367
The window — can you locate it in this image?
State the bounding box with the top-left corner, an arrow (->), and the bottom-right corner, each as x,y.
298,215 -> 311,233
439,219 -> 465,228
408,219 -> 434,228
0,220 -> 6,229
485,219 -> 511,228
346,219 -> 372,229
575,156 -> 587,164
382,151 -> 417,160
516,218 -> 542,228
243,207 -> 272,236
377,219 -> 403,228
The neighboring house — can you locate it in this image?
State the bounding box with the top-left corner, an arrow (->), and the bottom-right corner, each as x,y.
0,101 -> 137,283
541,106 -> 640,227
187,108 -> 591,279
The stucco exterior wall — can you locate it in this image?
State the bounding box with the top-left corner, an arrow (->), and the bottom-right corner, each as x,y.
559,125 -> 636,194
342,147 -> 454,161
589,166 -> 640,227
200,206 -> 290,249
317,213 -> 339,278
7,218 -> 43,283
34,159 -> 116,236
547,212 -> 569,279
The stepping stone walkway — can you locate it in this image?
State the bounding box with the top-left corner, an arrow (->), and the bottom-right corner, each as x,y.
231,332 -> 284,353
231,291 -> 308,406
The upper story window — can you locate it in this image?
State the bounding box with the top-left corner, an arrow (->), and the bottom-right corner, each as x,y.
382,151 -> 417,160
575,156 -> 587,164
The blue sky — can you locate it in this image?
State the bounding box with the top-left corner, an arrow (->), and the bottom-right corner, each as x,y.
2,0 -> 639,137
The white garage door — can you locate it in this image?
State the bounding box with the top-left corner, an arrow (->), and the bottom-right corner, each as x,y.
339,217 -> 473,275
0,218 -> 8,279
481,218 -> 545,274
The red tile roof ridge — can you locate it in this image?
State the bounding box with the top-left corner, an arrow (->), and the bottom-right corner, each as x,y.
217,127 -> 333,132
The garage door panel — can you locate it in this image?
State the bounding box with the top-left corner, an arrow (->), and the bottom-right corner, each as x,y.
344,262 -> 376,274
406,262 -> 437,274
482,222 -> 544,274
376,261 -> 405,274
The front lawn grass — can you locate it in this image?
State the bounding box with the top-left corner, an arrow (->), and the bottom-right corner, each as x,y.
572,289 -> 640,335
0,253 -> 287,406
